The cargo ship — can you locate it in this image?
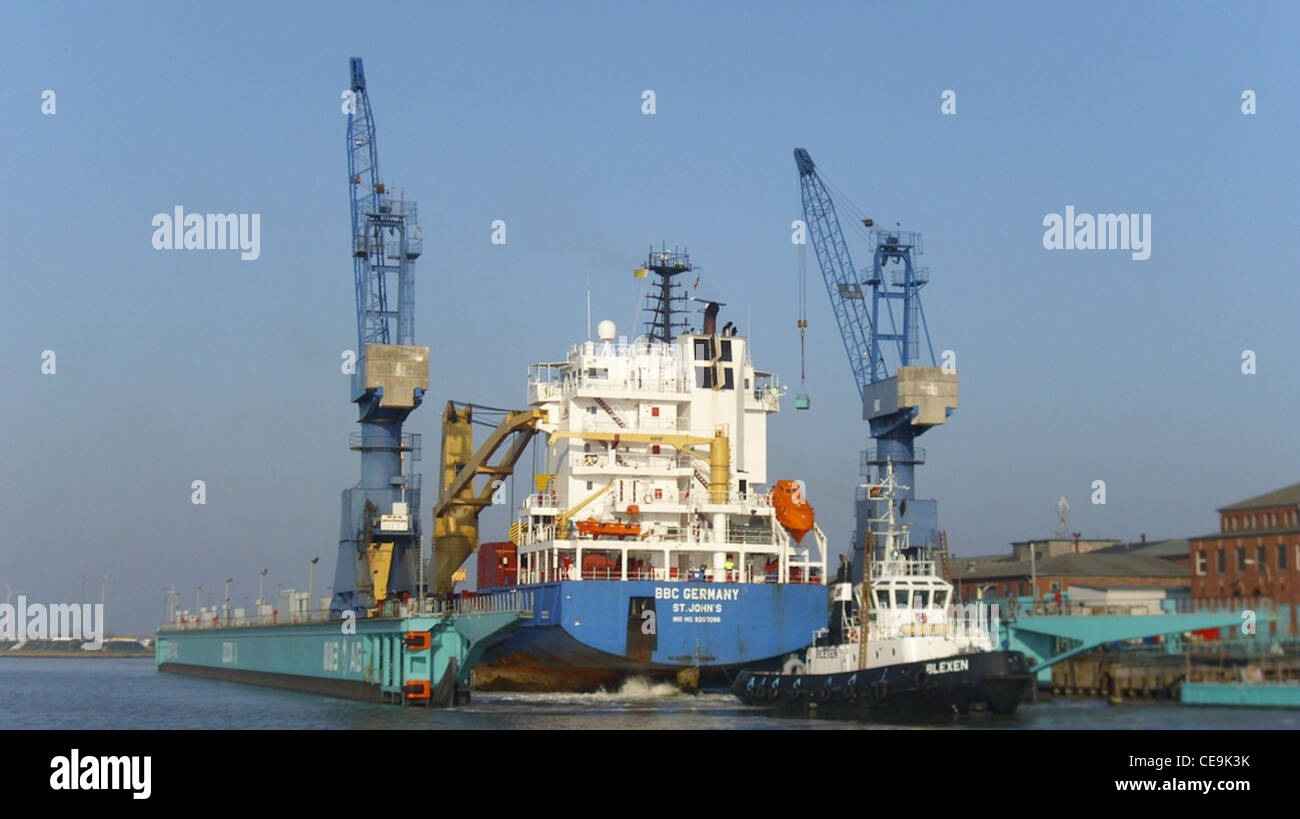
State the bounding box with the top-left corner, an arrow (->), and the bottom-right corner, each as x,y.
446,249 -> 830,692
732,463 -> 1031,714
155,58 -> 528,706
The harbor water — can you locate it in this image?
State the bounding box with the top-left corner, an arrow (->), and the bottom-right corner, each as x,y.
2,658 -> 1295,730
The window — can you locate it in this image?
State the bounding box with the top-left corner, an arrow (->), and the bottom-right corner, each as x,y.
1257,546 -> 1266,569
586,481 -> 593,491
720,340 -> 732,362
722,368 -> 735,390
934,590 -> 949,608
1278,545 -> 1287,571
1195,551 -> 1207,576
588,405 -> 597,415
1237,548 -> 1246,571
1217,550 -> 1226,573
913,591 -> 929,609
584,443 -> 591,452
1049,581 -> 1061,592
695,367 -> 714,388
894,590 -> 909,607
694,339 -> 712,361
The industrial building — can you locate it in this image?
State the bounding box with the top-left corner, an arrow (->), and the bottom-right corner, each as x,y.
951,547 -> 1188,606
1188,481 -> 1300,633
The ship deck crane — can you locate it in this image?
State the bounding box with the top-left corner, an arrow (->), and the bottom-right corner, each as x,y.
793,148 -> 957,575
432,403 -> 547,596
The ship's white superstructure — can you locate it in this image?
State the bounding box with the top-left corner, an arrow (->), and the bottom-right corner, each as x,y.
512,318 -> 826,587
804,463 -> 995,675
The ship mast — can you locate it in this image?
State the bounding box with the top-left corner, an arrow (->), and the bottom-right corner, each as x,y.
858,459 -> 911,668
640,246 -> 692,342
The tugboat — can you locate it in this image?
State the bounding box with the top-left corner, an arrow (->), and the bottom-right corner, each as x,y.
732,463 -> 1032,714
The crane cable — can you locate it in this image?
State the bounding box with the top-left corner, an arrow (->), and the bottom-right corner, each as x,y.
797,189 -> 809,395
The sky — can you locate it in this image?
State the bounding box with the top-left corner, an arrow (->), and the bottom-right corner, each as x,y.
2,1 -> 1297,633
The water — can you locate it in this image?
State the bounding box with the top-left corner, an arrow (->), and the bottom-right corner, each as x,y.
1,658 -> 1295,730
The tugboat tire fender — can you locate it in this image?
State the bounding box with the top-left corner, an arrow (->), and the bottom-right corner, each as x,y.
820,678 -> 835,701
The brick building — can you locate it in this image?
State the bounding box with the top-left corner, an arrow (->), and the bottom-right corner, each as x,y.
1188,481 -> 1300,632
951,549 -> 1188,603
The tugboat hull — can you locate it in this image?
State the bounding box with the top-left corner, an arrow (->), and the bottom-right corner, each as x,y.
732,650 -> 1032,715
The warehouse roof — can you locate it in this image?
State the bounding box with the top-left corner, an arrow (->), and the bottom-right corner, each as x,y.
952,551 -> 1188,580
1095,538 -> 1190,559
1219,481 -> 1300,512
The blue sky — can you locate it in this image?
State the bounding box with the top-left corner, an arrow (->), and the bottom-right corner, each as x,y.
2,1 -> 1297,632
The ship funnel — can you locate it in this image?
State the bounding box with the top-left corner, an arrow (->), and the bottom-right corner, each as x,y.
703,302 -> 720,335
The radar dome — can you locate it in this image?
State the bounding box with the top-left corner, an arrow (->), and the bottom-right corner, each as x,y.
597,320 -> 617,341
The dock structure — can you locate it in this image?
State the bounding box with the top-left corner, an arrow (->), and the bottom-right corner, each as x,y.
158,593 -> 531,706
988,598 -> 1282,682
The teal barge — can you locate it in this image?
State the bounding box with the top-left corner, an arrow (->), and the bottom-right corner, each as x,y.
1181,682 -> 1300,708
157,597 -> 530,706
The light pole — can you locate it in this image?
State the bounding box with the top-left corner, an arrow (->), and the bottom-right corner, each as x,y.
224,578 -> 233,623
1028,541 -> 1038,614
258,568 -> 268,612
195,585 -> 201,618
308,557 -> 320,613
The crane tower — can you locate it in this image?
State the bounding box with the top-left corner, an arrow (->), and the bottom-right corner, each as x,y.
331,58 -> 430,617
794,148 -> 957,579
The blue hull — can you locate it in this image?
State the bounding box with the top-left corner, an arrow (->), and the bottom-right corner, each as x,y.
475,580 -> 826,691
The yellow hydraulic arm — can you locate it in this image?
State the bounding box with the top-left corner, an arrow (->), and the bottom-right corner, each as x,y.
547,428 -> 731,504
554,481 -> 614,534
433,402 -> 547,595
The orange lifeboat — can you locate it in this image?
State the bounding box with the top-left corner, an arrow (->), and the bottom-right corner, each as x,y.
773,479 -> 814,543
575,518 -> 641,539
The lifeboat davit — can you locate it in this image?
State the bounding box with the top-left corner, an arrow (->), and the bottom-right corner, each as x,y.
773,479 -> 814,543
575,519 -> 641,539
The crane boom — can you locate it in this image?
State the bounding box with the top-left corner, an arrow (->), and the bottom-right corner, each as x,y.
793,147 -> 957,570
795,148 -> 876,399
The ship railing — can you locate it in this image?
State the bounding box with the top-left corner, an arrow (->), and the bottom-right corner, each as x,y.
569,453 -> 685,473
871,559 -> 937,578
580,417 -> 679,434
420,591 -> 534,616
161,609 -> 337,630
726,527 -> 778,545
528,492 -> 563,508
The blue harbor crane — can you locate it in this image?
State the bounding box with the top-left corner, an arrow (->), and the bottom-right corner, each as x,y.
794,148 -> 957,578
331,58 -> 430,618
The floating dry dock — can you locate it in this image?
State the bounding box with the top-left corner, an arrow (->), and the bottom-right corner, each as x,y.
1181,682 -> 1300,707
157,596 -> 530,706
